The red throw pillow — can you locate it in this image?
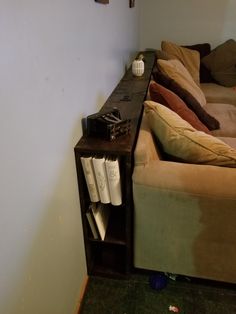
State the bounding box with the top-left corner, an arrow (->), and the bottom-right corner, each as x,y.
149,81 -> 210,134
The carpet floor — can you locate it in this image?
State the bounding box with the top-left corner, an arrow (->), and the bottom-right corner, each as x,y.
79,273 -> 236,314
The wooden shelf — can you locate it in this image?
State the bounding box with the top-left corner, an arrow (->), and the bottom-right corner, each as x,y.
74,51 -> 156,277
86,206 -> 126,245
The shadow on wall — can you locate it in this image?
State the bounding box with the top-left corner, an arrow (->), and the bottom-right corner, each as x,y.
1,119 -> 86,314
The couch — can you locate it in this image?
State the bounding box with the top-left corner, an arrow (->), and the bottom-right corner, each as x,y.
132,41 -> 236,283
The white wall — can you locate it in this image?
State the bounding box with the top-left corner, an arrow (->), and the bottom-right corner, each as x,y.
0,1 -> 139,314
140,0 -> 236,50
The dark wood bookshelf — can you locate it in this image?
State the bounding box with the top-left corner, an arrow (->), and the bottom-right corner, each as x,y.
74,51 -> 156,277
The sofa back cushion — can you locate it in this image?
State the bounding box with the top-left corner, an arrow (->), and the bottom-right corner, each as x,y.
144,101 -> 236,167
202,39 -> 236,87
183,43 -> 215,83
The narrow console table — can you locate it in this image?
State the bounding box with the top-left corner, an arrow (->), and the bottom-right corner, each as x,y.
74,51 -> 156,277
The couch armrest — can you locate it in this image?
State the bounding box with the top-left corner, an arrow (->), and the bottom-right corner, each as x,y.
133,110 -> 236,282
134,113 -> 162,166
133,159 -> 236,282
134,111 -> 236,198
133,159 -> 236,199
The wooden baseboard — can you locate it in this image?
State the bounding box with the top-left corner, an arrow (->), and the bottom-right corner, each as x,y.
75,275 -> 89,314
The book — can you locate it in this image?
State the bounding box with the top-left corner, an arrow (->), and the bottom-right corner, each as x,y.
105,157 -> 122,206
81,156 -> 100,202
92,156 -> 111,204
91,203 -> 110,240
85,206 -> 100,240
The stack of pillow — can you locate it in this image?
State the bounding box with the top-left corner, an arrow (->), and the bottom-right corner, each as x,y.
145,40 -> 236,167
150,41 -> 221,131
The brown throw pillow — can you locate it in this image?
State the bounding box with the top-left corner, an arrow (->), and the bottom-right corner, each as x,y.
149,81 -> 210,133
152,70 -> 220,130
183,43 -> 211,59
202,39 -> 236,87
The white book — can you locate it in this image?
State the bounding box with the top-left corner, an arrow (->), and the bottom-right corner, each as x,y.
92,156 -> 110,204
91,203 -> 110,241
86,209 -> 99,240
105,157 -> 122,206
81,156 -> 100,202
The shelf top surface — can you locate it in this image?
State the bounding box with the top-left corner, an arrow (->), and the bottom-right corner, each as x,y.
75,51 -> 156,155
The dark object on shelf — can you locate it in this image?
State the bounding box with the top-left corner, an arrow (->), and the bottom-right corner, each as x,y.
129,0 -> 135,8
87,108 -> 131,141
95,0 -> 109,4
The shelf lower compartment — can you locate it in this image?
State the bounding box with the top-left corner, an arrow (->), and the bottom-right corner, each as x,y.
85,205 -> 130,276
88,242 -> 128,277
87,204 -> 126,245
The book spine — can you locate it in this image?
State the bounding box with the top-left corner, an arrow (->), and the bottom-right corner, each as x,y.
105,157 -> 122,206
80,156 -> 100,202
86,209 -> 100,239
92,157 -> 111,204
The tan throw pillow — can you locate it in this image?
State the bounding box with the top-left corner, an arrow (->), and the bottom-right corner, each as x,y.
144,100 -> 236,167
162,41 -> 200,85
201,39 -> 236,87
156,50 -> 173,61
157,59 -> 207,107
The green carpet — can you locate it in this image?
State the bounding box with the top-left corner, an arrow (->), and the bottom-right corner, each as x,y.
80,273 -> 236,314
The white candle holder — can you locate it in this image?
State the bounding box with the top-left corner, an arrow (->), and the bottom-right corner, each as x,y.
132,54 -> 145,77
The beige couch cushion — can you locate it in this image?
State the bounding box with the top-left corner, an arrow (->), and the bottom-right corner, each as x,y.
144,100 -> 236,167
201,83 -> 236,106
161,40 -> 200,85
204,102 -> 236,137
157,59 -> 206,107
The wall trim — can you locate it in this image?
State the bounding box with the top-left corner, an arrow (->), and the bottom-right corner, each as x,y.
75,276 -> 89,314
